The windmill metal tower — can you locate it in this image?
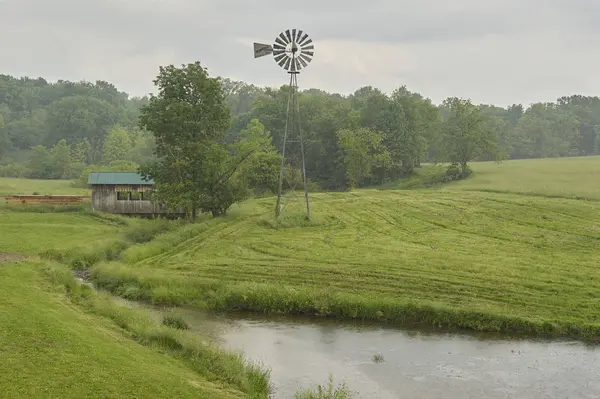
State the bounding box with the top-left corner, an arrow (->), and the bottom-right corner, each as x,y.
253,29 -> 314,219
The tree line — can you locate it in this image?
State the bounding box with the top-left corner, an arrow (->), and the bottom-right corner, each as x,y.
1,68 -> 599,195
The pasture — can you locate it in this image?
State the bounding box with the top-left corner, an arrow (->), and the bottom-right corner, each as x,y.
447,155 -> 600,200
90,155 -> 600,338
0,177 -> 89,196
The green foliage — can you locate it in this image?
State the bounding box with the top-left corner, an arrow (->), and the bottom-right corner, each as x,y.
102,125 -> 133,164
236,119 -> 281,194
3,72 -> 600,192
439,97 -> 498,173
139,62 -> 253,218
337,127 -> 390,188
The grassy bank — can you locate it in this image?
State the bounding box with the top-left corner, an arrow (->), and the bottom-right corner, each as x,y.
89,186 -> 600,340
0,210 -> 276,398
0,260 -> 269,398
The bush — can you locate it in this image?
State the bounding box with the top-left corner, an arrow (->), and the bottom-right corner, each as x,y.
443,162 -> 472,182
0,163 -> 31,178
122,218 -> 180,244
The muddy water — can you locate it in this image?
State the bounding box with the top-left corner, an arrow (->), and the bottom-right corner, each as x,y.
114,298 -> 600,399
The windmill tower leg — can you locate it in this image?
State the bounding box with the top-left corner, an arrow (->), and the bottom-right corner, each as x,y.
274,69 -> 310,220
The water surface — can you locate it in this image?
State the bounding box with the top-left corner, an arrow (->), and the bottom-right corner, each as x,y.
129,302 -> 600,398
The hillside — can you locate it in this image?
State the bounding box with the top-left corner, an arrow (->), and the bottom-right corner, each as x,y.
447,156 -> 600,200
88,156 -> 600,339
0,212 -> 271,398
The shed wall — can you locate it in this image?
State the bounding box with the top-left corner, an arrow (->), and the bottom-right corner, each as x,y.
90,184 -> 182,215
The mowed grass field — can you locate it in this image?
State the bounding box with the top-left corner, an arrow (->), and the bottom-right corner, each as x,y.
89,155 -> 600,339
447,155 -> 600,199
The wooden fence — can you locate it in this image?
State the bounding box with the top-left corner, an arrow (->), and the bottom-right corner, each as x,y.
1,195 -> 90,206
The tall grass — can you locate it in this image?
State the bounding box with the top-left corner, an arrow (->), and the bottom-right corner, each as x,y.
294,375 -> 354,399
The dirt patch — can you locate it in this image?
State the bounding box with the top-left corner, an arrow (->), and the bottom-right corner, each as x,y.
0,253 -> 25,264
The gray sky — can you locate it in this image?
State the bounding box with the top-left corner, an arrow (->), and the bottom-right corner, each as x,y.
1,0 -> 599,107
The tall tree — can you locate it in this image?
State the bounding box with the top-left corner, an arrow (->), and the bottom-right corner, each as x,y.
139,61 -> 249,219
440,97 -> 498,174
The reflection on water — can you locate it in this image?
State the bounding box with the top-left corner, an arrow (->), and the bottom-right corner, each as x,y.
118,299 -> 600,399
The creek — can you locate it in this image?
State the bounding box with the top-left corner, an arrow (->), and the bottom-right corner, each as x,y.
104,291 -> 600,399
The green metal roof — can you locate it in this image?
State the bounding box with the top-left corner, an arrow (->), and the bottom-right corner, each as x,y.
87,172 -> 155,186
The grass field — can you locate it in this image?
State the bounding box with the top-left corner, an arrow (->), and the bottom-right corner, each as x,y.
447,156 -> 600,200
2,155 -> 600,397
0,262 -> 260,399
0,212 -> 122,254
92,188 -> 600,338
0,212 -> 271,398
0,177 -> 89,196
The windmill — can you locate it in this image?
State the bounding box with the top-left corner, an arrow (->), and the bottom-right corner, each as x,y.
253,29 -> 314,219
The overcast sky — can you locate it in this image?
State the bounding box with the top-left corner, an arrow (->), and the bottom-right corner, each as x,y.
1,0 -> 599,107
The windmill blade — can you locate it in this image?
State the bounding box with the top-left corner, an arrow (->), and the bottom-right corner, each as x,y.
296,30 -> 304,43
275,36 -> 287,47
299,53 -> 312,64
302,44 -> 314,51
291,29 -> 297,42
298,56 -> 308,68
285,29 -> 293,43
293,58 -> 302,71
277,55 -> 288,67
274,53 -> 287,63
253,43 -> 273,58
279,32 -> 289,44
283,57 -> 292,70
298,33 -> 309,45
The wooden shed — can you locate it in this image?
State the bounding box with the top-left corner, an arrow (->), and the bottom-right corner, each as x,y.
87,172 -> 183,217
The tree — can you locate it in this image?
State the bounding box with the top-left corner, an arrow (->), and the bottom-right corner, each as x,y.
0,114 -> 8,160
71,138 -> 92,164
27,145 -> 52,178
103,125 -> 133,164
139,61 -> 248,219
50,139 -> 72,179
337,127 -> 390,188
440,97 -> 497,175
236,119 -> 281,194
